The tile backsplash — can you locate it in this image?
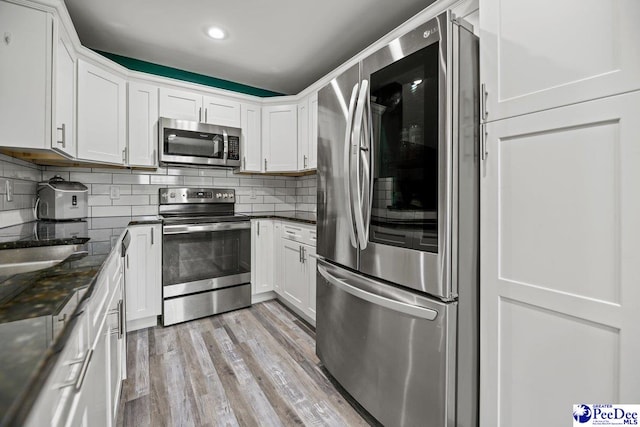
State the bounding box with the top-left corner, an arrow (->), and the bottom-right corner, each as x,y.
0,154 -> 41,227
43,166 -> 317,217
0,152 -> 317,228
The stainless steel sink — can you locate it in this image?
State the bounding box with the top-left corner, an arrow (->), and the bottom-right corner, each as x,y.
0,244 -> 84,277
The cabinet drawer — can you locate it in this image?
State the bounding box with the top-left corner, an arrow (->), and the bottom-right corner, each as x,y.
282,222 -> 316,246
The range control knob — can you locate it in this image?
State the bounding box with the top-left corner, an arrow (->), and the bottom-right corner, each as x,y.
216,193 -> 222,198
222,193 -> 229,198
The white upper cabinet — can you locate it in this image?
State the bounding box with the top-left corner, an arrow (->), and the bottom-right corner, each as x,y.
159,87 -> 241,126
0,1 -> 52,150
53,26 -> 75,158
480,0 -> 640,121
203,95 -> 241,127
297,98 -> 309,170
159,87 -> 202,121
241,103 -> 262,172
77,59 -> 127,164
128,82 -> 159,167
308,92 -> 318,169
262,104 -> 298,172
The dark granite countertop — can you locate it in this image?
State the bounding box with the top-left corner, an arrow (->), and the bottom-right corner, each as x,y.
239,210 -> 316,225
0,215 -> 159,426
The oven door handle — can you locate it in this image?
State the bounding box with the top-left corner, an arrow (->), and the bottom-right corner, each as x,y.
163,222 -> 250,235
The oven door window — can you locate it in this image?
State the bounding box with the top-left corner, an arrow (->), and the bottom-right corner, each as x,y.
162,228 -> 250,286
164,128 -> 225,160
369,42 -> 440,253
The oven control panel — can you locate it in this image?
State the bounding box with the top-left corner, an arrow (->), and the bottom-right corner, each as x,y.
159,188 -> 235,204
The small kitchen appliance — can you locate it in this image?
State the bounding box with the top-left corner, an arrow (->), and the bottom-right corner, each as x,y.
35,175 -> 88,221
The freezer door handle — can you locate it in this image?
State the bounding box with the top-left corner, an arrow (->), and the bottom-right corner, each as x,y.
318,264 -> 438,320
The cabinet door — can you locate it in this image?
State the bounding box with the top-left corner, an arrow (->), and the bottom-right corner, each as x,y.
308,92 -> 318,169
281,239 -> 306,307
480,0 -> 640,121
297,98 -> 309,170
128,82 -> 159,167
303,243 -> 316,320
480,92 -> 640,427
106,286 -> 123,425
252,220 -> 274,294
262,105 -> 297,172
53,28 -> 75,157
159,87 -> 202,121
241,103 -> 262,172
77,59 -> 126,164
0,2 -> 51,150
203,95 -> 241,127
125,225 -> 161,327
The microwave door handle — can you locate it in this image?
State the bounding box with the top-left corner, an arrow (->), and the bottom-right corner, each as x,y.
343,83 -> 359,249
223,130 -> 229,164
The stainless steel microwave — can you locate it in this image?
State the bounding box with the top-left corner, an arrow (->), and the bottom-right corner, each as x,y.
159,117 -> 241,167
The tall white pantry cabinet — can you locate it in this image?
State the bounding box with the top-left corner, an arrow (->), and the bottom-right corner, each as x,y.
479,1 -> 640,427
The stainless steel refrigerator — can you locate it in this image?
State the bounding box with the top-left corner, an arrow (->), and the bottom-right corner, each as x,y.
315,11 -> 479,427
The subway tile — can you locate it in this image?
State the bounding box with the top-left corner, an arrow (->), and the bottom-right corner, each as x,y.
113,174 -> 150,184
13,180 -> 37,195
91,206 -> 132,217
88,195 -> 112,206
263,179 -> 280,187
238,195 -> 262,204
150,175 -> 184,185
70,172 -> 112,184
131,205 -> 158,216
149,195 -> 159,205
286,180 -> 297,188
234,188 -> 252,196
167,167 -> 201,176
235,204 -> 252,213
213,178 -> 239,187
274,203 -> 295,212
88,228 -> 114,242
91,184 -> 132,195
184,176 -> 213,186
113,195 -> 148,206
198,168 -> 228,177
263,195 -> 284,204
251,203 -> 275,212
131,184 -> 165,195
256,187 -> 274,196
285,196 -> 297,204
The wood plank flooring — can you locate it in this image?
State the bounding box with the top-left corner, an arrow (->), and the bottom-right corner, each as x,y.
116,300 -> 370,427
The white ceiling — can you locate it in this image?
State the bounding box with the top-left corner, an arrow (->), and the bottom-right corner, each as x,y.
63,0 -> 432,95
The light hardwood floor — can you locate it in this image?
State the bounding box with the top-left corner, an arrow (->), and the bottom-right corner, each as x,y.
116,300 -> 371,427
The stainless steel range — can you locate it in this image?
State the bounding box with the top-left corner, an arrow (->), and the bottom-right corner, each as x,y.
159,188 -> 251,326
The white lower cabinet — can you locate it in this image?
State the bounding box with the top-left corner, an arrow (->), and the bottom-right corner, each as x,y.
251,219 -> 274,295
274,222 -> 317,323
26,237 -> 127,427
125,224 -> 162,331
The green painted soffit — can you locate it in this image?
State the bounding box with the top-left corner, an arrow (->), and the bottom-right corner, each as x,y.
93,50 -> 284,97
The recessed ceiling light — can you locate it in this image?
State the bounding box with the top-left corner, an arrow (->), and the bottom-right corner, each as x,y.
207,27 -> 226,40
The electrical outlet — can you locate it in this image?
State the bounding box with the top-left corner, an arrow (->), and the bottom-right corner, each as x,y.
250,188 -> 257,199
5,180 -> 13,202
110,186 -> 120,200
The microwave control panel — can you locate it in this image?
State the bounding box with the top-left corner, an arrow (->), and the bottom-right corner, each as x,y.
228,136 -> 240,160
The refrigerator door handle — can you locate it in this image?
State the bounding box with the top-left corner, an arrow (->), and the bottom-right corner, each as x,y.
351,80 -> 370,249
343,83 -> 360,249
318,264 -> 438,321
